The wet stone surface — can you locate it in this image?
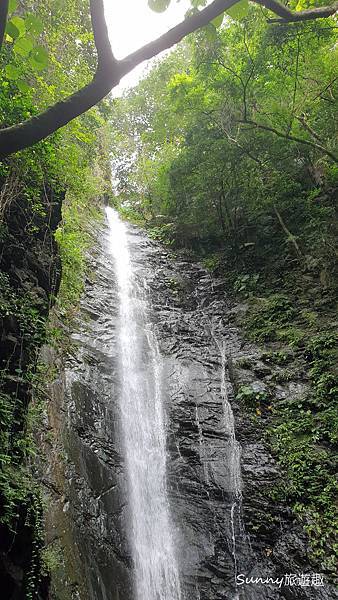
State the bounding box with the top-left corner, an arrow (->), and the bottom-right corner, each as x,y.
56,219 -> 337,600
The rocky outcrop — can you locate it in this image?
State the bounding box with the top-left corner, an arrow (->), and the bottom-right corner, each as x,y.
0,182 -> 63,599
44,218 -> 336,600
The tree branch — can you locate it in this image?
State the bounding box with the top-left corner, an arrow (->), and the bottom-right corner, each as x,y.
0,0 -> 120,158
296,114 -> 326,143
273,204 -> 302,258
259,0 -> 338,23
0,0 -> 337,159
0,0 -> 9,51
310,76 -> 337,103
0,0 -> 241,159
222,125 -> 265,165
91,0 -> 116,70
242,29 -> 255,121
239,118 -> 338,162
289,33 -> 300,132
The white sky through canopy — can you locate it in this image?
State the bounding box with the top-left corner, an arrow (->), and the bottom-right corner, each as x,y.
103,0 -> 191,95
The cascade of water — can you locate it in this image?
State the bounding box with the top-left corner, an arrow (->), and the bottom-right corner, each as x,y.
106,207 -> 182,600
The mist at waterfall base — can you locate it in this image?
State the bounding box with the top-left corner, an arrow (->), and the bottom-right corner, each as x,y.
106,207 -> 182,600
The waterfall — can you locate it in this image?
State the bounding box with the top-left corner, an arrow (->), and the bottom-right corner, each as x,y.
106,208 -> 182,600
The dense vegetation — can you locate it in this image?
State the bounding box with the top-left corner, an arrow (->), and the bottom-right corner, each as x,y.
110,6 -> 337,577
2,0 -> 335,157
0,0 -> 112,596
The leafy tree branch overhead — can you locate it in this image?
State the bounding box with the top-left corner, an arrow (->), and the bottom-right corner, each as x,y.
0,0 -> 337,159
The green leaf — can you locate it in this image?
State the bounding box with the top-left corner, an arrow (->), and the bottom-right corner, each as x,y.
8,0 -> 18,13
29,47 -> 48,72
204,23 -> 218,41
25,14 -> 44,35
17,79 -> 30,93
211,12 -> 224,28
29,57 -> 42,71
10,15 -> 25,36
13,36 -> 33,57
5,21 -> 20,40
148,0 -> 171,13
30,46 -> 48,67
5,64 -> 20,80
226,0 -> 249,20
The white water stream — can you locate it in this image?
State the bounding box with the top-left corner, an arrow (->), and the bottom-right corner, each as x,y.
106,208 -> 182,600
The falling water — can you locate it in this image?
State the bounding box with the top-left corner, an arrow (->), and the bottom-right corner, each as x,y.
106,207 -> 182,600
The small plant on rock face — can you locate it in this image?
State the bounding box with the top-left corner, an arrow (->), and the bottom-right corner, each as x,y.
202,253 -> 222,273
41,542 -> 63,575
276,326 -> 305,347
235,357 -> 253,370
304,333 -> 338,399
261,350 -> 293,365
305,333 -> 336,361
167,276 -> 181,296
245,294 -> 297,342
147,223 -> 174,245
236,385 -> 271,416
233,273 -> 260,296
271,369 -> 294,384
236,385 -> 256,405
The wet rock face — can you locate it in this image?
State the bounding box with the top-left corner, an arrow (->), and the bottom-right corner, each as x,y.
59,221 -> 336,600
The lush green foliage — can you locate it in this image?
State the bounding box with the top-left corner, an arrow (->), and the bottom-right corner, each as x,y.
55,169 -> 107,315
111,10 -> 337,271
235,283 -> 337,574
4,0 -> 48,93
268,332 -> 337,573
0,0 -> 113,595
